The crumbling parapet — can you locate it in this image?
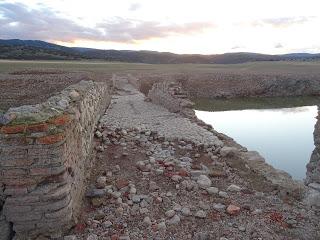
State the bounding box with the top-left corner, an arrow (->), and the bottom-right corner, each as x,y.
0,81 -> 110,239
148,81 -> 195,118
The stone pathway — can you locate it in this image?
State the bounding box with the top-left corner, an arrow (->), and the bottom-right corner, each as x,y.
100,77 -> 222,147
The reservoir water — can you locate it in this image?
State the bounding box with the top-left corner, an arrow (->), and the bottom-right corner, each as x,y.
194,97 -> 320,180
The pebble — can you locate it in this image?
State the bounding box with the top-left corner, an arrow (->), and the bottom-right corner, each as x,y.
171,175 -> 183,182
64,235 -> 77,240
199,201 -> 210,210
238,226 -> 246,232
213,203 -> 226,211
181,207 -> 191,216
165,210 -> 176,218
197,175 -> 212,189
157,221 -> 166,231
95,131 -> 102,138
226,204 -> 241,215
149,181 -> 159,191
218,191 -> 228,198
194,232 -> 209,240
195,210 -> 207,218
227,184 -> 242,192
140,208 -> 149,214
132,195 -> 141,203
86,234 -> 98,240
143,216 -> 152,226
166,192 -> 173,197
206,187 -> 219,195
166,214 -> 181,225
96,176 -> 107,189
173,203 -> 182,211
102,220 -> 113,229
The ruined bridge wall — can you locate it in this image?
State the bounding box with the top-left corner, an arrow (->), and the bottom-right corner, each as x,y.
0,81 -> 110,239
147,81 -> 196,119
307,108 -> 320,185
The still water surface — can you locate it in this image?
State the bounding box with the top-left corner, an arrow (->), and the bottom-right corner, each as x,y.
194,97 -> 319,180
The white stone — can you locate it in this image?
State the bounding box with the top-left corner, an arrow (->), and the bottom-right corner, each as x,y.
227,184 -> 242,192
206,187 -> 219,195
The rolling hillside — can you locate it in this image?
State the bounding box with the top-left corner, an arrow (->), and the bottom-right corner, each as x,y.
1,39 -> 320,63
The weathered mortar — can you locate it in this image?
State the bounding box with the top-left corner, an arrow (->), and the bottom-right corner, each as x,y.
0,80 -> 110,239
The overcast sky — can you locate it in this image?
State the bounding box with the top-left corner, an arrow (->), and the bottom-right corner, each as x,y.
0,0 -> 320,54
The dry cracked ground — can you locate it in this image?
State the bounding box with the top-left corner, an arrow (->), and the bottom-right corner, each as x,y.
63,79 -> 319,240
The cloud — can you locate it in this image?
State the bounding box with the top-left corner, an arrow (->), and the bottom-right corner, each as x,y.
0,2 -> 214,43
0,3 -> 100,42
129,3 -> 141,11
97,18 -> 215,42
275,43 -> 283,48
253,16 -> 315,28
231,45 -> 244,50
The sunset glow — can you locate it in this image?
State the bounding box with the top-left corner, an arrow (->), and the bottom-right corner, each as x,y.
1,0 -> 320,54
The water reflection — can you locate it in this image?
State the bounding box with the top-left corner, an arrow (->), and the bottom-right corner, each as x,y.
195,105 -> 318,180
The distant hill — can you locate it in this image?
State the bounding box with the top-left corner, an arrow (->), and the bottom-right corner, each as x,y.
1,39 -> 320,64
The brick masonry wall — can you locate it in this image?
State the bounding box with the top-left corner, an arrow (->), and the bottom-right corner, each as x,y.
0,80 -> 110,239
148,81 -> 196,119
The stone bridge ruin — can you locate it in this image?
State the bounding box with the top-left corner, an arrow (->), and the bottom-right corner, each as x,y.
0,73 -> 320,239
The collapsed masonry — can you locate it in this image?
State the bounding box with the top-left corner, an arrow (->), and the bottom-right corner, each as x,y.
148,81 -> 195,119
0,81 -> 110,239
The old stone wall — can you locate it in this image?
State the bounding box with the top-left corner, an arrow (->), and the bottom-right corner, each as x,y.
304,107 -> 320,207
0,80 -> 110,239
134,72 -> 320,99
307,108 -> 320,185
147,81 -> 195,118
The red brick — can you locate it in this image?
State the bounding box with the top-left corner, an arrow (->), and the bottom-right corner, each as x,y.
37,134 -> 65,145
26,123 -> 48,133
1,125 -> 26,134
47,114 -> 71,126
